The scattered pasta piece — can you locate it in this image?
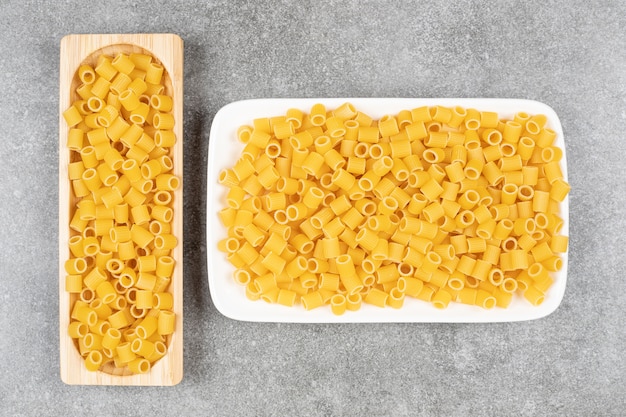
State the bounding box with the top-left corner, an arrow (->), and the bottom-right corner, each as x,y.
63,51 -> 179,373
217,103 -> 570,314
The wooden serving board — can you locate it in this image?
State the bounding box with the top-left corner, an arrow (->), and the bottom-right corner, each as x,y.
59,34 -> 183,385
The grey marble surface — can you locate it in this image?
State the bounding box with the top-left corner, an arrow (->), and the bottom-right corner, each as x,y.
1,1 -> 625,416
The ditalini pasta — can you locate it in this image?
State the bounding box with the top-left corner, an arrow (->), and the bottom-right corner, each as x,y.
217,103 -> 569,315
63,52 -> 179,374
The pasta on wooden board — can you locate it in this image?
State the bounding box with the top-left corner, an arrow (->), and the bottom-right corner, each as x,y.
63,50 -> 179,375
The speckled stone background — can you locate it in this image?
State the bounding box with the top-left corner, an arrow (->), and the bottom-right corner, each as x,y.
1,1 -> 625,416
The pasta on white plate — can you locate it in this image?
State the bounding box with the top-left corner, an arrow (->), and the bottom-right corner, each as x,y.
216,102 -> 570,316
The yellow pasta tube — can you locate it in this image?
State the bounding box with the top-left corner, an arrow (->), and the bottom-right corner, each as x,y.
133,271 -> 156,292
443,161 -> 464,184
152,112 -> 175,130
500,276 -> 517,294
454,287 -> 476,305
63,105 -> 84,127
301,291 -> 325,310
65,274 -> 83,293
129,224 -> 154,249
549,179 -> 571,202
156,174 -> 181,191
300,272 -> 318,289
376,263 -> 399,284
330,294 -> 347,315
110,53 -> 135,75
152,130 -> 176,149
77,64 -> 97,85
340,293 -> 359,312
135,290 -> 154,310
145,62 -> 164,84
157,310 -> 176,335
490,286 -> 512,308
135,316 -> 158,340
530,242 -> 554,263
438,106 -> 463,128
475,289 -> 497,309
261,252 -> 286,275
131,338 -> 156,360
431,289 -> 453,309
149,93 -> 173,112
331,102 -> 356,120
422,201 -> 445,223
94,57 -> 117,81
363,288 -> 388,308
302,186 -> 324,209
523,286 -> 545,306
289,130 -> 313,150
335,254 -> 363,294
503,121 -> 522,143
354,126 -> 377,145
323,149 -> 346,171
420,251 -> 441,273
478,111 -> 498,128
463,158 -> 483,180
325,116 -> 346,138
101,327 -> 122,351
95,281 -> 117,304
316,273 -> 338,291
482,161 -> 504,186
550,235 -> 569,253
308,103 -> 326,126
277,289 -> 297,307
83,350 -> 103,371
110,72 -> 132,96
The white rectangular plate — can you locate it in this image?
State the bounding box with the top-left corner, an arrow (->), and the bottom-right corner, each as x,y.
207,98 -> 568,323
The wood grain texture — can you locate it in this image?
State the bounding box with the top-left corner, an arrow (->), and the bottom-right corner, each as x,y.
59,34 -> 183,385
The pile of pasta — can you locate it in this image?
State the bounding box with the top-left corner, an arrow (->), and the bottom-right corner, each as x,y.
62,52 -> 179,374
217,103 -> 570,315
